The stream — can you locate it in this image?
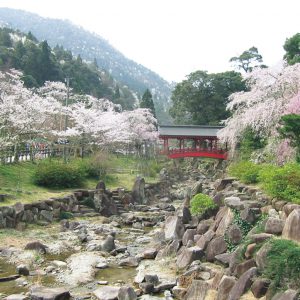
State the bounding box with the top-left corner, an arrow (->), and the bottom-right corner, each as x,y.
0,203 -> 180,299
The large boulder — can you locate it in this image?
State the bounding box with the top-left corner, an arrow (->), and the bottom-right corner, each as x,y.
265,217 -> 284,234
191,181 -> 203,196
224,197 -> 244,210
24,241 -> 47,254
118,286 -> 137,300
240,207 -> 258,224
93,286 -> 120,300
215,253 -> 234,266
227,267 -> 257,300
96,180 -> 106,191
101,235 -> 116,252
234,259 -> 256,277
206,236 -> 227,262
226,224 -> 242,245
255,242 -> 272,271
176,246 -> 204,269
182,206 -> 192,224
30,286 -> 70,300
182,229 -> 196,246
0,211 -> 6,228
282,209 -> 300,242
119,257 -> 140,267
164,216 -> 185,241
196,220 -> 211,234
39,210 -> 53,223
4,295 -> 28,300
215,178 -> 236,191
216,276 -> 236,300
94,191 -> 118,216
196,229 -> 215,250
272,289 -> 299,300
215,207 -> 234,236
251,278 -> 270,298
184,280 -> 209,300
131,177 -> 145,204
156,240 -> 181,259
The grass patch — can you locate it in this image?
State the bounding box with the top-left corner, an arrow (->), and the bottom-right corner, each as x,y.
0,153 -> 163,205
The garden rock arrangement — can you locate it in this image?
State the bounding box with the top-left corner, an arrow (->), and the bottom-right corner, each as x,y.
0,160 -> 300,299
150,162 -> 300,300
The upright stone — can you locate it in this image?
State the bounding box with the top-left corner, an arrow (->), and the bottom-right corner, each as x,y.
206,236 -> 227,261
118,286 -> 137,300
228,267 -> 257,300
164,215 -> 185,241
216,276 -> 236,300
282,209 -> 300,242
96,180 -> 106,191
132,177 -> 145,204
184,280 -> 209,300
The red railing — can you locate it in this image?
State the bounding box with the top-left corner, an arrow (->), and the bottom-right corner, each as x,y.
162,147 -> 228,160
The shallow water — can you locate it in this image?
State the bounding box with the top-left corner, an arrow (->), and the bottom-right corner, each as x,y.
0,259 -> 26,295
95,264 -> 137,285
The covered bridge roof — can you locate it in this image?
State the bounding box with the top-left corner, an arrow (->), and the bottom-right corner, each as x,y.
158,125 -> 224,138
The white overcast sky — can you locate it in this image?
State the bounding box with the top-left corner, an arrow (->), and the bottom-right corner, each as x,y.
0,0 -> 299,82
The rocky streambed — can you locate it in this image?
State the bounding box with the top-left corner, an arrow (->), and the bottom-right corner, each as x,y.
0,172 -> 187,300
1,160 -> 300,300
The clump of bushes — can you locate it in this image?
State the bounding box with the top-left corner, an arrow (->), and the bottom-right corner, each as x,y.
229,161 -> 300,204
259,163 -> 300,204
33,161 -> 84,188
190,193 -> 217,217
229,161 -> 262,184
263,239 -> 300,294
59,211 -> 74,220
77,152 -> 111,179
81,196 -> 95,209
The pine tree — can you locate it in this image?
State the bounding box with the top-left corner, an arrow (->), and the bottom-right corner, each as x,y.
140,89 -> 156,117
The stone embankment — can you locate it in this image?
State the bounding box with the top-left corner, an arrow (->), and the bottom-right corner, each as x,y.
0,178 -> 165,230
1,160 -> 300,299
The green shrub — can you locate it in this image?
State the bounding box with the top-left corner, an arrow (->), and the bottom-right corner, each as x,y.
224,209 -> 253,252
229,161 -> 262,184
59,211 -> 74,220
77,152 -> 111,179
190,193 -> 217,216
81,196 -> 95,209
258,163 -> 300,203
33,161 -> 84,188
263,239 -> 300,294
239,127 -> 266,159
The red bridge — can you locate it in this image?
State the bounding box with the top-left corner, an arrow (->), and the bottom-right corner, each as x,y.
159,125 -> 228,160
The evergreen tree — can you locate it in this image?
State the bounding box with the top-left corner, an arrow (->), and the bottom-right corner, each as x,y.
140,89 -> 156,117
283,33 -> 300,65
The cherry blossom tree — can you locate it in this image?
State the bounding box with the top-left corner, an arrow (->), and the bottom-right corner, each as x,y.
0,69 -> 158,161
218,62 -> 300,155
0,70 -> 63,160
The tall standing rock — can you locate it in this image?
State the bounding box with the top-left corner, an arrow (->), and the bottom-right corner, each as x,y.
132,177 -> 145,204
282,209 -> 300,242
217,276 -> 236,300
228,267 -> 257,300
184,280 -> 209,300
164,216 -> 185,241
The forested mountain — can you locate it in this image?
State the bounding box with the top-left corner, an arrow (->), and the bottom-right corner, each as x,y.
0,7 -> 172,122
0,27 -> 137,109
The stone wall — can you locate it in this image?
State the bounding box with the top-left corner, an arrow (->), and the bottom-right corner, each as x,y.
0,179 -> 167,230
0,191 -> 89,229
